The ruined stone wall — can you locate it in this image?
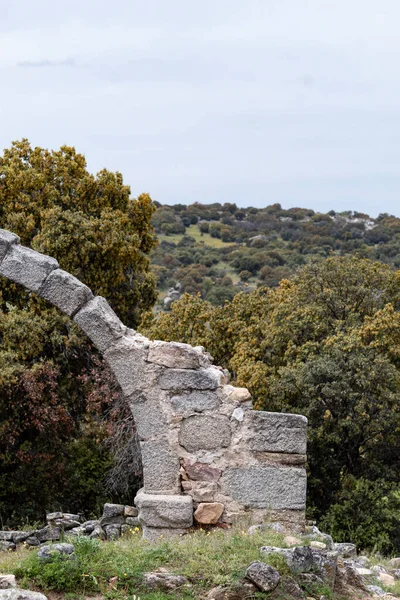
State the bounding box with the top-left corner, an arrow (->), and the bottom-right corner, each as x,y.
0,229 -> 307,540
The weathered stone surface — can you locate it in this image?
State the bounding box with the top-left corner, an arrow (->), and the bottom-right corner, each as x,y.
125,517 -> 140,526
144,571 -> 189,590
12,532 -> 33,544
89,525 -> 105,540
38,543 -> 75,562
0,590 -> 47,600
158,368 -> 222,391
46,512 -> 63,521
194,502 -> 224,524
334,542 -> 356,558
248,411 -> 307,455
102,503 -> 125,517
25,537 -> 39,547
0,245 -> 58,292
128,398 -> 168,441
35,526 -> 61,542
140,440 -> 180,493
389,557 -> 400,568
182,481 -> 218,502
74,296 -> 127,352
170,391 -> 220,414
310,540 -> 327,549
179,415 -> 231,452
39,269 -> 93,316
0,533 -> 14,542
80,520 -> 99,534
377,572 -> 395,587
206,582 -> 258,599
99,516 -> 125,527
222,466 -> 307,509
0,576 -> 16,590
124,506 -> 138,517
260,546 -> 294,560
148,341 -> 210,369
182,460 -> 222,482
103,525 -> 121,540
136,490 -> 193,528
222,386 -> 252,403
246,562 -> 280,592
0,229 -> 20,263
268,575 -> 304,599
141,526 -> 188,542
103,335 -> 149,397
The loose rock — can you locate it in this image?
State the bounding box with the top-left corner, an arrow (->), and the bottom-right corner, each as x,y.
246,562 -> 280,592
144,572 -> 189,590
194,502 -> 224,524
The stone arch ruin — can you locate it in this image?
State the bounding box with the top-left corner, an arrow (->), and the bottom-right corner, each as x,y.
0,228 -> 307,540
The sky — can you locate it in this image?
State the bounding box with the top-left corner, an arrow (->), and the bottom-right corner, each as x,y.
1,0 -> 400,216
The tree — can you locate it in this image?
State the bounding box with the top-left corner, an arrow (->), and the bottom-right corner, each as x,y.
0,140 -> 158,523
140,256 -> 400,551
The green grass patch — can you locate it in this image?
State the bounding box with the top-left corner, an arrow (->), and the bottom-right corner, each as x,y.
157,225 -> 238,249
4,527 -> 287,600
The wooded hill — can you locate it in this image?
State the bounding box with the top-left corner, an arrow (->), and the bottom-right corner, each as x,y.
150,202 -> 400,306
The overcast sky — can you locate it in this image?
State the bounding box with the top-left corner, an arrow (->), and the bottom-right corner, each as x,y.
1,0 -> 400,215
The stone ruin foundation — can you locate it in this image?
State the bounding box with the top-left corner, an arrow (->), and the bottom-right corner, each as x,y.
0,228 -> 308,541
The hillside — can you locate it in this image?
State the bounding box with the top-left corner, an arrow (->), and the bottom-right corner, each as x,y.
150,203 -> 400,307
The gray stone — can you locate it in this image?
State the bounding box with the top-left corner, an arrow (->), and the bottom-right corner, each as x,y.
52,518 -> 81,530
89,525 -> 105,540
148,341 -> 210,369
12,531 -> 33,544
136,490 -> 193,528
25,537 -> 40,547
158,367 -> 222,391
46,512 -> 63,521
99,516 -> 125,527
0,229 -> 20,263
0,590 -> 47,600
391,569 -> 400,580
334,542 -> 356,558
128,397 -> 168,441
0,542 -> 15,552
35,526 -> 61,542
80,520 -> 99,534
140,440 -> 180,493
141,526 -> 188,542
62,513 -> 81,521
170,391 -> 220,414
222,466 -> 307,509
0,533 -> 14,542
102,503 -> 125,517
103,525 -> 121,540
206,582 -> 259,600
38,543 -> 75,562
0,576 -> 16,590
144,571 -> 189,590
125,517 -> 140,526
103,335 -> 149,397
366,585 -> 386,596
260,547 -> 294,560
246,562 -> 280,592
74,296 -> 127,352
39,269 -> 93,316
0,245 -> 58,292
179,415 -> 231,452
268,575 -> 304,599
248,411 -> 307,454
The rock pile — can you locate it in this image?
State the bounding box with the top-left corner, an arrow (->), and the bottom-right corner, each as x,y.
0,503 -> 139,551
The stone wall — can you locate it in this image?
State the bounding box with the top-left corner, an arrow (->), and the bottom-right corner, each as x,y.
0,228 -> 308,540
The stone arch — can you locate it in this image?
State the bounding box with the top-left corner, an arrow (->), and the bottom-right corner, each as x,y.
0,228 -> 307,540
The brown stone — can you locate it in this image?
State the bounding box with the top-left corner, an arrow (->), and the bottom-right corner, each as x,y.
206,582 -> 258,599
183,459 -> 222,482
194,502 -> 224,524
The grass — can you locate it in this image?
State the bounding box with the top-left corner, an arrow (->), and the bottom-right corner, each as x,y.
157,225 -> 238,249
0,526 -> 288,599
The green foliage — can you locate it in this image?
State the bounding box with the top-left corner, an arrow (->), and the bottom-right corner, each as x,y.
141,256 -> 400,551
0,140 -> 157,524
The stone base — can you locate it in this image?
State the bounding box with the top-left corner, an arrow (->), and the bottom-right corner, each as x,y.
142,526 -> 188,542
135,489 -> 193,529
